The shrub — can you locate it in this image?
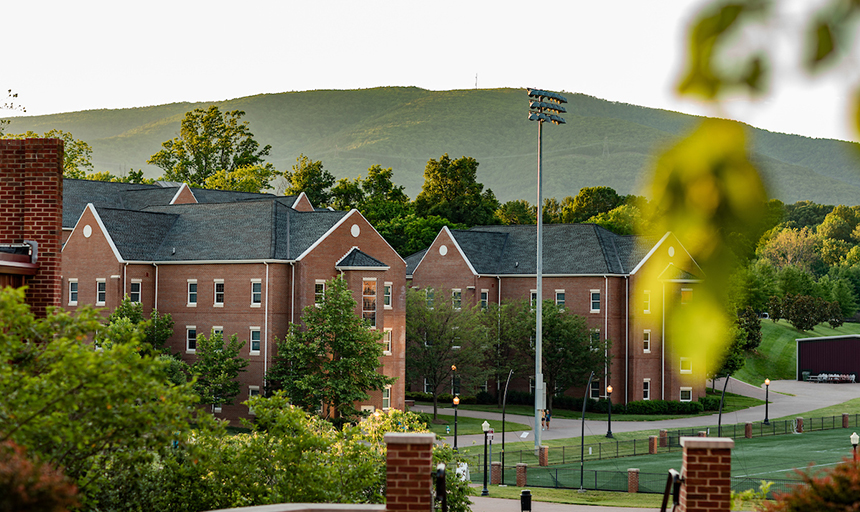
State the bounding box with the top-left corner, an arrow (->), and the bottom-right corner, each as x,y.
475,390 -> 496,405
698,395 -> 720,411
0,440 -> 78,512
761,458 -> 860,511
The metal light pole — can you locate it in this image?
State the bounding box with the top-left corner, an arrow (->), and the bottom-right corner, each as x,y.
453,395 -> 460,451
763,378 -> 770,425
851,432 -> 858,460
527,88 -> 566,451
482,420 -> 491,496
606,385 -> 614,438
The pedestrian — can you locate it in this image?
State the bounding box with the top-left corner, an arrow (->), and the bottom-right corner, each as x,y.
546,409 -> 551,430
541,409 -> 546,430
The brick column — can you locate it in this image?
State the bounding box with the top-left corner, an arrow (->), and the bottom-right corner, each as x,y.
516,463 -> 527,487
491,461 -> 501,485
538,446 -> 548,466
679,437 -> 734,512
385,433 -> 435,512
649,435 -> 658,454
797,417 -> 804,433
627,468 -> 639,493
844,413 -> 849,428
744,423 -> 752,439
660,430 -> 668,447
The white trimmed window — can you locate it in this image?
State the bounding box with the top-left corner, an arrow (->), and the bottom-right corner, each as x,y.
643,290 -> 651,314
363,278 -> 377,327
383,282 -> 393,309
680,387 -> 692,402
186,326 -> 197,353
555,290 -> 565,308
214,279 -> 224,307
590,380 -> 600,400
315,280 -> 325,307
643,378 -> 651,401
480,289 -> 489,310
382,385 -> 391,410
212,326 -> 223,338
680,357 -> 692,374
68,279 -> 78,306
643,330 -> 651,353
187,279 -> 197,307
425,288 -> 435,308
452,289 -> 462,310
423,378 -> 432,394
250,327 -> 261,355
96,279 -> 106,306
530,290 -> 538,309
212,404 -> 222,414
130,280 -> 141,303
248,385 -> 261,415
382,328 -> 392,355
590,329 -> 601,351
251,279 -> 262,307
681,288 -> 693,305
590,290 -> 600,313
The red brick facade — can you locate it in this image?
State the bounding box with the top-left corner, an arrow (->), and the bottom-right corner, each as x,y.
384,433 -> 435,512
679,437 -> 734,512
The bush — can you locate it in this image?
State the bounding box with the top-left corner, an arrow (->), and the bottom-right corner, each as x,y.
0,440 -> 79,512
761,458 -> 860,511
475,390 -> 496,405
698,395 -> 720,411
624,400 -> 703,415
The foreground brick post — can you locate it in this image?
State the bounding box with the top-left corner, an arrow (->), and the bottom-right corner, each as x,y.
844,413 -> 850,428
744,423 -> 752,439
660,430 -> 668,447
491,461 -> 501,485
797,417 -> 804,433
385,433 -> 435,512
697,431 -> 707,437
628,468 -> 639,493
516,463 -> 527,487
538,446 -> 549,466
680,437 -> 734,512
649,435 -> 658,454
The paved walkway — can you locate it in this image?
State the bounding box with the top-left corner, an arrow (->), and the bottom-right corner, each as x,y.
469,496 -> 659,512
416,378 -> 860,447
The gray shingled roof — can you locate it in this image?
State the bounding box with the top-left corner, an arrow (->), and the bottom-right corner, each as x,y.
96,208 -> 178,261
337,248 -> 389,268
405,248 -> 427,276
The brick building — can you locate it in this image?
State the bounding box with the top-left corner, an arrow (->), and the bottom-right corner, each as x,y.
62,179 -> 406,422
406,224 -> 705,405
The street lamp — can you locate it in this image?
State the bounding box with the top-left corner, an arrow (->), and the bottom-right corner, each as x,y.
453,395 -> 460,451
482,420 -> 491,496
527,88 -> 567,451
852,432 -> 859,460
763,378 -> 770,425
606,385 -> 614,438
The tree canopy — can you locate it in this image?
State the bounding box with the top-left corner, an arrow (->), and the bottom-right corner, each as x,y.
414,154 -> 499,226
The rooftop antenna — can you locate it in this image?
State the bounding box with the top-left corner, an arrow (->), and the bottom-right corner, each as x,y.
475,73 -> 478,89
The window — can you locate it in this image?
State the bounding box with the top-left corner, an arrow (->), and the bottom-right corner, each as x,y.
681,288 -> 693,305
187,279 -> 197,306
590,290 -> 600,313
68,279 -> 78,306
250,327 -> 261,354
251,279 -> 262,306
643,330 -> 651,353
530,290 -> 538,309
555,290 -> 565,308
643,379 -> 651,401
424,378 -> 433,394
214,279 -> 224,306
680,357 -> 692,374
382,328 -> 392,354
248,386 -> 261,415
212,326 -> 223,338
186,326 -> 197,353
452,289 -> 462,310
382,386 -> 391,410
425,288 -> 435,308
383,282 -> 392,309
212,404 -> 222,414
590,380 -> 600,400
96,279 -> 106,306
362,279 -> 376,327
315,280 -> 325,307
590,329 -> 601,351
130,280 -> 141,303
480,290 -> 489,310
680,387 -> 692,402
643,290 -> 651,314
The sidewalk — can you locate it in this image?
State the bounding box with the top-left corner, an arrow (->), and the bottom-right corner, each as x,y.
469,496 -> 659,512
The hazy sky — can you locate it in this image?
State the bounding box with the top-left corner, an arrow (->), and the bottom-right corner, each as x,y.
4,0 -> 858,141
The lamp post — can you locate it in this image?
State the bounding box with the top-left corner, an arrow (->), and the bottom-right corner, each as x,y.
527,88 -> 567,451
482,420 -> 491,496
605,385 -> 614,438
453,395 -> 460,451
852,432 -> 859,460
763,378 -> 770,425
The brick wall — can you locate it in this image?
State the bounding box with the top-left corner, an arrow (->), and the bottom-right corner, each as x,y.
385,433 -> 435,512
680,437 -> 734,512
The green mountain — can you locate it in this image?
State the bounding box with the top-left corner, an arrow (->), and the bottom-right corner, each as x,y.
6,87 -> 860,205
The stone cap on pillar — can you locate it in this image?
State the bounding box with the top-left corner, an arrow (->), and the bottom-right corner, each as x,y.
384,433 -> 436,445
680,437 -> 735,449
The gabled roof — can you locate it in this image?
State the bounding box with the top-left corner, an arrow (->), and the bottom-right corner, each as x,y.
405,248 -> 428,277
336,247 -> 390,270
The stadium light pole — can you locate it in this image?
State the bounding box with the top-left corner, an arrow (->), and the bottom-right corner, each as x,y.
527,88 -> 567,451
763,378 -> 770,425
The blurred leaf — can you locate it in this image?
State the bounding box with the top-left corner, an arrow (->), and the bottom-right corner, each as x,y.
805,0 -> 860,71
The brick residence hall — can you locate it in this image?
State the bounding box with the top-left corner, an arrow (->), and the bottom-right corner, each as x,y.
61,178 -> 406,422
407,224 -> 706,406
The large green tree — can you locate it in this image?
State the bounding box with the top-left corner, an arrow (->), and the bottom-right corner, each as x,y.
104,296 -> 174,355
191,332 -> 249,408
561,186 -> 625,223
413,154 -> 499,227
148,105 -> 274,188
282,154 -> 336,206
267,277 -> 394,423
3,129 -> 93,177
479,300 -> 534,406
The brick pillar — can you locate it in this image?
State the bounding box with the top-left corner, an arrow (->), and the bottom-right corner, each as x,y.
660,429 -> 668,447
679,438 -> 734,512
797,417 -> 804,433
538,446 -> 548,466
744,423 -> 752,439
0,138 -> 64,317
516,463 -> 527,487
697,431 -> 707,438
844,413 -> 849,428
491,461 -> 501,485
628,468 -> 639,493
385,433 -> 435,512
649,435 -> 658,454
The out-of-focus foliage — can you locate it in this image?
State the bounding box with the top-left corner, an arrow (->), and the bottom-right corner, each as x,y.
761,458 -> 860,511
3,129 -> 93,177
0,439 -> 79,512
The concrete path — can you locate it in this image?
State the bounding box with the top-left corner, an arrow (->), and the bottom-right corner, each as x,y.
415,378 -> 860,447
469,496 -> 659,512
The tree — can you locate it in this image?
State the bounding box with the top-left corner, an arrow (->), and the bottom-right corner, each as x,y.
202,164 -> 278,193
495,200 -> 536,225
191,331 -> 249,408
358,165 -> 411,223
479,300 -> 534,406
374,214 -> 466,257
148,106 -> 273,188
413,154 -> 499,227
777,265 -> 815,297
3,129 -> 93,177
587,204 -> 646,235
105,296 -> 174,355
757,227 -> 821,273
405,288 -> 487,419
282,154 -> 336,206
267,277 -> 394,423
0,89 -> 25,135
561,186 -> 625,223
736,306 -> 762,351
708,325 -> 746,381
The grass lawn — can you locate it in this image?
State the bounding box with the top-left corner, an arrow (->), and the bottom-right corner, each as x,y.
425,414 -> 530,436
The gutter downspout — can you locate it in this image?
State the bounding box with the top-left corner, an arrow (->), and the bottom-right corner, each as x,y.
604,276 -> 609,385
123,262 -> 128,303
291,263 -> 296,325
154,263 -> 159,311
264,262 -> 270,386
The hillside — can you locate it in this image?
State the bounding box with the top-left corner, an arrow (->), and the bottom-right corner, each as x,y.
5,87 -> 860,204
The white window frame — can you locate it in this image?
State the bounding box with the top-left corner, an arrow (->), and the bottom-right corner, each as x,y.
643,378 -> 651,401
249,327 -> 261,355
212,404 -> 222,413
382,385 -> 391,410
423,378 -> 433,394
480,289 -> 489,310
362,278 -> 377,328
643,329 -> 651,353
96,278 -> 106,306
68,278 -> 78,306
680,357 -> 692,374
382,328 -> 392,355
248,385 -> 261,415
452,288 -> 462,310
314,280 -> 326,307
250,279 -> 262,307
383,282 -> 393,309
590,289 -> 600,313
681,288 -> 693,305
425,288 -> 435,308
186,326 -> 197,353
530,290 -> 538,309
212,326 -> 223,338
130,279 -> 141,303
187,279 -> 197,307
555,289 -> 565,308
643,290 -> 651,314
214,279 -> 224,307
590,329 -> 601,351
590,380 -> 600,400
680,387 -> 693,402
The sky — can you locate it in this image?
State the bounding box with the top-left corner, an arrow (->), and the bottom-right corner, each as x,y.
3,0 -> 859,142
